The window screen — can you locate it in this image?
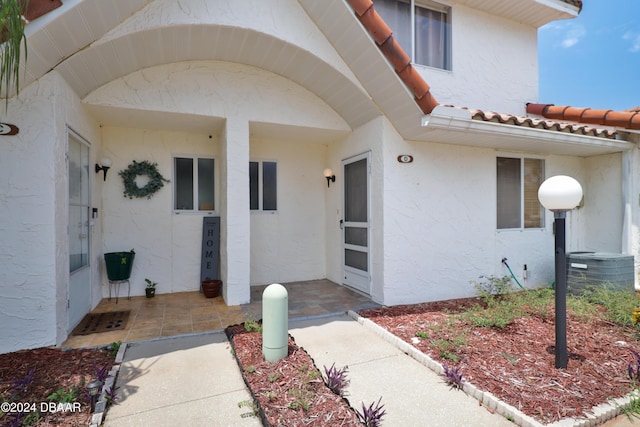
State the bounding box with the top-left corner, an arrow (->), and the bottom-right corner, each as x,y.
174,157 -> 214,211
250,161 -> 277,211
497,157 -> 544,229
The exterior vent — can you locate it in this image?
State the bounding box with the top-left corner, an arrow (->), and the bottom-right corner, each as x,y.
566,252 -> 634,294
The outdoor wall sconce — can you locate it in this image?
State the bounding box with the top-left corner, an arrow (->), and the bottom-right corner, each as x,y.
95,157 -> 113,181
86,379 -> 102,412
323,168 -> 336,188
538,175 -> 583,369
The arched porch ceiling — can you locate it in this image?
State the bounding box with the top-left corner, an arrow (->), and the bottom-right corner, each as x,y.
49,24 -> 380,130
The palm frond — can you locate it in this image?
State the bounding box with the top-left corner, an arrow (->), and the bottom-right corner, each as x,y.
0,0 -> 28,112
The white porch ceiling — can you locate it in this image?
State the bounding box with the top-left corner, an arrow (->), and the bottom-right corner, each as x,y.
84,105 -> 226,135
454,0 -> 579,27
21,0 -> 153,96
21,0 -> 381,132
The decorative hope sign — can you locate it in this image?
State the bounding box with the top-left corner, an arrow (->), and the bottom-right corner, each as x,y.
200,217 -> 220,282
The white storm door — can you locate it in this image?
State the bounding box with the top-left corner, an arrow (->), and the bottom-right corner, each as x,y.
68,132 -> 91,331
342,152 -> 371,294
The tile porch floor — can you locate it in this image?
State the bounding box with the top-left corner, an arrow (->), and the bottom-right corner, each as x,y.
62,279 -> 381,349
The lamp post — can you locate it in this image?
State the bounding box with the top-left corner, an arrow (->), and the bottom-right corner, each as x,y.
538,175 -> 583,369
86,380 -> 102,412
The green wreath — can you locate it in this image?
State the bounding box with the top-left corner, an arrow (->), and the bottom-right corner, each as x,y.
119,160 -> 170,199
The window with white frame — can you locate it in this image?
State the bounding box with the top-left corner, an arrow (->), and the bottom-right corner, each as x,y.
497,157 -> 544,229
174,156 -> 215,212
375,0 -> 451,70
250,161 -> 277,211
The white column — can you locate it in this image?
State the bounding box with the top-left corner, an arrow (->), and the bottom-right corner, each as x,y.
220,117 -> 251,305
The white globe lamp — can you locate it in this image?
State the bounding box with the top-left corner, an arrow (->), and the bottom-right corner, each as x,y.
538,175 -> 582,212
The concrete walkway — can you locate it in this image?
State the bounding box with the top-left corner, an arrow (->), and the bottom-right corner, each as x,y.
103,314 -> 637,427
290,315 -> 514,427
104,332 -> 260,426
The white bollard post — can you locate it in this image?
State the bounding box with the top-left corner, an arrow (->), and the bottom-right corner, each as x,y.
262,283 -> 288,362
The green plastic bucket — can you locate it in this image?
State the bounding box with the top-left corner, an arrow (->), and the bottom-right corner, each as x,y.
104,251 -> 135,281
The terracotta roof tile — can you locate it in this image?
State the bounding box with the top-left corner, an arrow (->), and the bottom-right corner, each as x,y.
527,103 -> 640,131
358,7 -> 393,45
346,0 -> 439,114
348,0 -> 374,17
378,33 -> 411,72
457,107 -> 618,139
562,0 -> 583,11
22,0 -> 62,22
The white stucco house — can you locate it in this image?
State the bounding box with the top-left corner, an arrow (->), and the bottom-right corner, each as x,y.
3,0 -> 640,354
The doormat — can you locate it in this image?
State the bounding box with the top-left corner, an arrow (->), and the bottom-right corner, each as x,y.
72,311 -> 130,336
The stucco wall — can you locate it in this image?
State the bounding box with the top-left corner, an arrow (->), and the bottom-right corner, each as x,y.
85,61 -> 348,132
382,135 -> 496,304
97,0 -> 364,95
582,153 -> 623,252
0,71 -> 101,353
0,75 -> 58,353
622,143 -> 640,285
101,127 -> 219,296
371,121 -> 619,306
249,138 -> 328,285
418,3 -> 538,114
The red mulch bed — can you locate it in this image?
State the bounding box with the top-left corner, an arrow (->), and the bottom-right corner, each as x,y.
226,324 -> 362,426
359,297 -> 639,424
0,347 -> 115,426
4,294 -> 638,426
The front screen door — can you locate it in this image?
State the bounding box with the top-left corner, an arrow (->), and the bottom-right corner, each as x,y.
342,152 -> 371,294
68,132 -> 91,331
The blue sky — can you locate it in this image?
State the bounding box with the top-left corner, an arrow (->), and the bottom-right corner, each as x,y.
538,0 -> 640,111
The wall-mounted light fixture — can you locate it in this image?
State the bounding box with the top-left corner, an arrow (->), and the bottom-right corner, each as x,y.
95,157 -> 113,181
323,168 -> 335,188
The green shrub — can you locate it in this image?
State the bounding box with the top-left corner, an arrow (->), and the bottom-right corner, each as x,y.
459,300 -> 522,328
470,275 -> 514,303
509,288 -> 554,318
244,320 -> 263,333
581,285 -> 639,328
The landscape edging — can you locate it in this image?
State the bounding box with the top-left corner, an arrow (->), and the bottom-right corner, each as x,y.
347,309 -> 632,427
89,343 -> 126,427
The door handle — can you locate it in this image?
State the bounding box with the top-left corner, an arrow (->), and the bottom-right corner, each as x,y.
339,219 -> 344,229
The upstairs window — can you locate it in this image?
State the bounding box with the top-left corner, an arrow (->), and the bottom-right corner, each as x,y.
375,0 -> 451,70
250,161 -> 277,211
174,157 -> 215,212
497,157 -> 544,229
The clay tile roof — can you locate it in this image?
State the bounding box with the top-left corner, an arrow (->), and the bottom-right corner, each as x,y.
346,0 -> 622,141
460,107 -> 618,139
22,0 -> 62,22
346,0 -> 439,114
562,0 -> 583,11
527,103 -> 640,131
